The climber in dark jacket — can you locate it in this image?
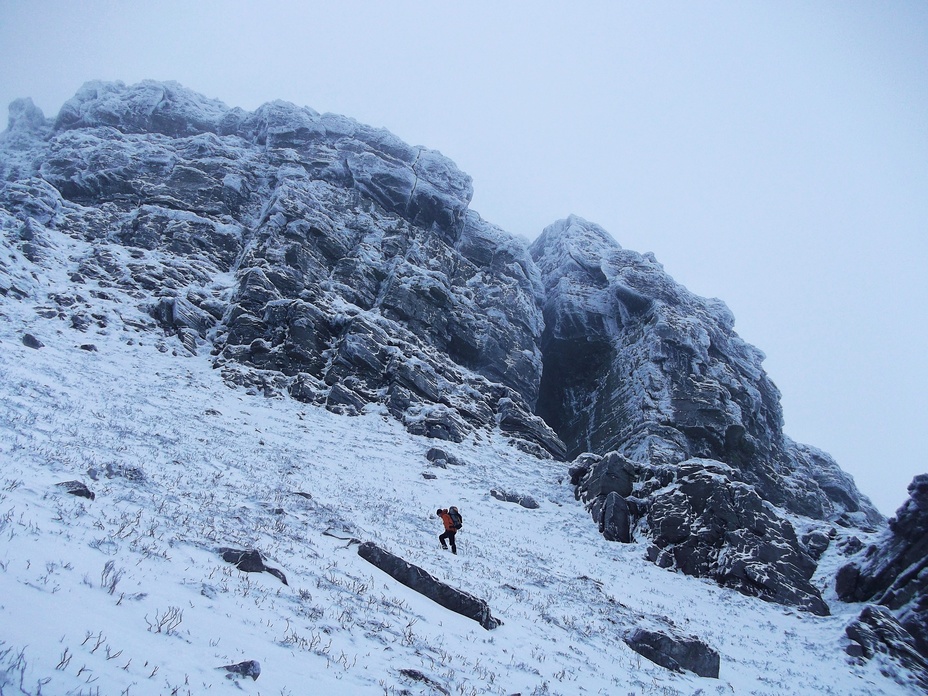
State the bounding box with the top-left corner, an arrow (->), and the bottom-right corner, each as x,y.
437,508 -> 457,554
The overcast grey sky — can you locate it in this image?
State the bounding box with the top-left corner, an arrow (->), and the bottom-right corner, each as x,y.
2,1 -> 926,515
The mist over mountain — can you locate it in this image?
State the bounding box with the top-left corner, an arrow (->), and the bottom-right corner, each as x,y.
1,80 -> 925,693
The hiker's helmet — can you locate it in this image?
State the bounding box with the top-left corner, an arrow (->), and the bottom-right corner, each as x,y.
436,509 -> 442,515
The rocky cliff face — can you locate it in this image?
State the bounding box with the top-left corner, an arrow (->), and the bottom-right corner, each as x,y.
530,216 -> 881,526
1,80 -> 904,622
1,80 -> 561,459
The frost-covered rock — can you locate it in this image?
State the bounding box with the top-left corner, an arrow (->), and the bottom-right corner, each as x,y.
219,660 -> 261,681
56,480 -> 95,500
845,605 -> 928,691
218,548 -> 288,585
0,79 -> 560,458
572,454 -> 829,614
837,474 -> 928,659
358,542 -> 501,630
531,216 -> 880,523
624,626 -> 720,678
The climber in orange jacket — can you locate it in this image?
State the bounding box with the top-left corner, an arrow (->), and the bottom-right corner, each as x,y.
436,508 -> 458,554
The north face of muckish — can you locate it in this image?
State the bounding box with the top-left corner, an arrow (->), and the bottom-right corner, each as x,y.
1,80 -> 905,633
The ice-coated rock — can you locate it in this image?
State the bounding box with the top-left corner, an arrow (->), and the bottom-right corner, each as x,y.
530,215 -> 881,525
844,605 -> 928,691
836,474 -> 928,659
0,80 -> 560,458
573,454 -> 829,614
358,542 -> 501,629
624,626 -> 720,678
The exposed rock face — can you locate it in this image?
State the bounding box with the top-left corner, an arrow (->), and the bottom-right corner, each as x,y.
358,542 -> 501,629
533,217 -> 885,613
0,79 -> 561,458
531,217 -> 881,527
844,605 -> 928,691
837,474 -> 928,658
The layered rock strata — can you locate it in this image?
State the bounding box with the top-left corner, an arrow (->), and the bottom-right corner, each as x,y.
0,80 -> 562,458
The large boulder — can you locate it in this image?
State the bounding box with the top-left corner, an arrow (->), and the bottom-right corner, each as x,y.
357,542 -> 501,630
218,548 -> 288,585
623,627 -> 720,678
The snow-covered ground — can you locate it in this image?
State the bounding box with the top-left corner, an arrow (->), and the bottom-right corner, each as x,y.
0,225 -> 914,694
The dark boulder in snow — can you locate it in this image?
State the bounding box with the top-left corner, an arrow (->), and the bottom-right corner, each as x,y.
56,480 -> 95,500
490,489 -> 539,509
218,548 -> 288,585
219,659 -> 261,681
845,605 -> 928,691
357,541 -> 501,630
426,447 -> 467,467
623,626 -> 720,678
836,474 -> 928,659
22,333 -> 44,349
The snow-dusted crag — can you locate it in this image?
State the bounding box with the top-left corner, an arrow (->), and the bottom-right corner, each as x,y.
2,80 -> 560,460
2,81 -> 921,671
531,217 -> 888,615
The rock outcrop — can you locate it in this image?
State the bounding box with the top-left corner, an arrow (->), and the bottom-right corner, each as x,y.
844,605 -> 928,691
0,79 -> 562,458
571,454 -> 829,614
837,474 -> 928,658
531,217 -> 880,527
531,217 -> 884,614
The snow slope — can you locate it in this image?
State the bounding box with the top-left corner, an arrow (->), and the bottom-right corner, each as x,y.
0,225 -> 916,695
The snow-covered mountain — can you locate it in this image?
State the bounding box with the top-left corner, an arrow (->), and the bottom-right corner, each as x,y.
1,80 -> 925,694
